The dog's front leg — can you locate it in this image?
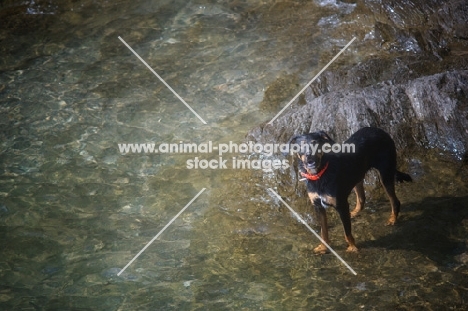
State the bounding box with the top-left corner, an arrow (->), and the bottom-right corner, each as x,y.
336,199 -> 358,252
309,192 -> 330,254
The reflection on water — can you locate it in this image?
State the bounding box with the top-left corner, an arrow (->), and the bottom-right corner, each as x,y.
1,0 -> 467,309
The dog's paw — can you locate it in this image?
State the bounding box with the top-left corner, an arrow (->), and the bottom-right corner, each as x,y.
313,244 -> 329,254
386,215 -> 397,226
346,245 -> 359,253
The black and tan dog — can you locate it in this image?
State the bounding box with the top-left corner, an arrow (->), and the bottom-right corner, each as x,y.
287,127 -> 412,253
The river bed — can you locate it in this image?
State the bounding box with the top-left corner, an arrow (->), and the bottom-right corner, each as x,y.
1,0 -> 467,309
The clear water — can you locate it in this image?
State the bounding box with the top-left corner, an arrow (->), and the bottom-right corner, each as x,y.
1,0 -> 467,310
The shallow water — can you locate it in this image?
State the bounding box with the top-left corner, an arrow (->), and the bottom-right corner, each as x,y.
1,0 -> 467,310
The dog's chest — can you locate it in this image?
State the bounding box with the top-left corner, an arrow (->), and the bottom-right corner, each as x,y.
320,195 -> 335,208
310,192 -> 336,209
307,182 -> 337,209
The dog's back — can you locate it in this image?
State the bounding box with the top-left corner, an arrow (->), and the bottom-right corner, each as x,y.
345,127 -> 396,163
344,127 -> 412,183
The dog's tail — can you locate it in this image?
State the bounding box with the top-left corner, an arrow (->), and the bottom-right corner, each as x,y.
395,170 -> 412,183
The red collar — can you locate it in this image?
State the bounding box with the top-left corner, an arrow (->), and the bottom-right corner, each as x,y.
301,162 -> 329,181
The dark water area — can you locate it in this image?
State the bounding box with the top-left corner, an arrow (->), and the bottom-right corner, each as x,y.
1,0 -> 467,310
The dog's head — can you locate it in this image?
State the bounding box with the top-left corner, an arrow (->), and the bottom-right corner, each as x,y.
287,131 -> 334,175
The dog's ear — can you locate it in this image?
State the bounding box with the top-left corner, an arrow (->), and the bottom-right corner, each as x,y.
318,131 -> 334,142
283,135 -> 302,156
286,135 -> 301,145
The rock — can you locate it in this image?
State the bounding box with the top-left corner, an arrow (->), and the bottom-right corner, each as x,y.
247,70 -> 468,160
246,0 -> 468,166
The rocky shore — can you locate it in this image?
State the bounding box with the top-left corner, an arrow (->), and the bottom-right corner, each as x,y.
248,69 -> 468,159
248,0 -> 468,163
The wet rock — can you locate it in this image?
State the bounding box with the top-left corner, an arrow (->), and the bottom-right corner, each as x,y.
359,0 -> 467,56
247,70 -> 468,160
246,2 -> 468,174
455,252 -> 468,264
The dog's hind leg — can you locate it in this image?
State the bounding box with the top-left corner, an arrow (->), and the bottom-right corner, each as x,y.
378,171 -> 401,225
350,180 -> 365,218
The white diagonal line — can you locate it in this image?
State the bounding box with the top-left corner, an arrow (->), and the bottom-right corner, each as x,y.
118,188 -> 206,276
268,37 -> 356,124
118,36 -> 207,125
267,188 -> 357,275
